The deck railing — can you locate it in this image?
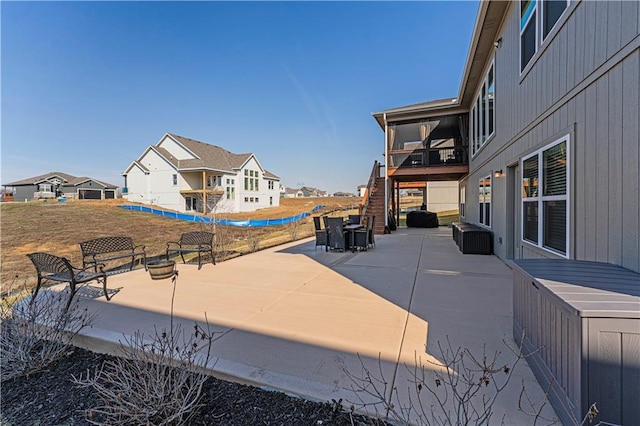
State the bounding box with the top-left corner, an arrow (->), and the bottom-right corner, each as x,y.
388,146 -> 468,169
360,160 -> 381,217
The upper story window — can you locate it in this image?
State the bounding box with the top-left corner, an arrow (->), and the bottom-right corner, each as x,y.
471,62 -> 495,156
243,170 -> 259,191
522,135 -> 569,256
521,0 -> 569,72
268,181 -> 274,190
172,174 -> 178,186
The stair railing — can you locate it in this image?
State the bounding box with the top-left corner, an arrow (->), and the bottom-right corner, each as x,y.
360,160 -> 381,218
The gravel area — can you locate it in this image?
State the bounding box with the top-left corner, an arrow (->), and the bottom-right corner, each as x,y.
1,346 -> 386,425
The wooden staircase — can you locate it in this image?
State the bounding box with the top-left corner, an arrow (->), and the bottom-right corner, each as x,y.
360,161 -> 387,235
363,177 -> 386,235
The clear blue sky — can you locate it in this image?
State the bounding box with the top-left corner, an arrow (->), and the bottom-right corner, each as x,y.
2,1 -> 478,194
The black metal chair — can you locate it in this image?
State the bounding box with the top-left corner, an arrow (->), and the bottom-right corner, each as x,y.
348,214 -> 361,225
326,217 -> 347,252
352,216 -> 370,251
368,215 -> 376,248
313,216 -> 328,251
27,252 -> 109,310
166,231 -> 215,269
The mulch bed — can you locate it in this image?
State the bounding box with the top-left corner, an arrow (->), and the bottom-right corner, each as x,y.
1,347 -> 386,425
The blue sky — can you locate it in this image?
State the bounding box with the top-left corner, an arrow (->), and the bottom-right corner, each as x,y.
2,1 -> 478,193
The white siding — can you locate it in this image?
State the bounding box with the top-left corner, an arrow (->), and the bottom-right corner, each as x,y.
157,135 -> 197,160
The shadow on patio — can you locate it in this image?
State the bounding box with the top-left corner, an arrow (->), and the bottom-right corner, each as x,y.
69,226 -> 557,423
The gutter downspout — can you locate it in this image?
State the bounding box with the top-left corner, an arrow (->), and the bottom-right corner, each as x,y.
384,113 -> 388,230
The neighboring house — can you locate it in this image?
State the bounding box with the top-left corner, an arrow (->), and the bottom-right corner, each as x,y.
122,133 -> 280,213
3,172 -> 119,201
283,187 -> 303,198
373,0 -> 639,274
300,186 -> 328,197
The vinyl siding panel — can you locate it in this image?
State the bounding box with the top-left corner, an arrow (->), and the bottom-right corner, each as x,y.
621,51 -> 640,272
621,0 -> 639,48
608,64 -> 623,267
595,76 -> 610,262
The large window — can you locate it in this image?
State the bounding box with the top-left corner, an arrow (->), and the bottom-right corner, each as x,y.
521,0 -> 569,72
479,176 -> 491,227
522,136 -> 569,256
244,170 -> 259,191
471,62 -> 495,156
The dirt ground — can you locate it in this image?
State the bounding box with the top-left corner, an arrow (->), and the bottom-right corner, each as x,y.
0,197 -> 359,290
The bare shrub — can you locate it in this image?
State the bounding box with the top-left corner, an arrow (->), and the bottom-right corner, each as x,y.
245,228 -> 260,252
345,334 -> 555,426
287,219 -> 300,241
1,280 -> 95,381
73,274 -> 215,425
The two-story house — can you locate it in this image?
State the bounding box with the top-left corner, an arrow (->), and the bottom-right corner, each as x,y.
368,2 -> 639,424
373,0 -> 638,272
122,133 -> 280,213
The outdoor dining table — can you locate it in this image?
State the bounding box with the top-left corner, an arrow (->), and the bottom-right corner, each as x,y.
343,224 -> 364,252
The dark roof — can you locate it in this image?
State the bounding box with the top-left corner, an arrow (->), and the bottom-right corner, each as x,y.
4,171 -> 118,189
4,171 -> 78,186
163,133 -> 280,179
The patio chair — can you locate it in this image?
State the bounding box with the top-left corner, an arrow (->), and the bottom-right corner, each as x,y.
352,216 -> 370,251
313,216 -> 328,250
166,231 -> 215,270
326,217 -> 347,252
27,252 -> 109,311
348,214 -> 361,225
368,215 -> 376,248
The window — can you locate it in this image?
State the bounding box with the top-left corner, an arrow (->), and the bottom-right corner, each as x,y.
521,0 -> 569,71
39,183 -> 52,192
172,174 -> 178,186
268,180 -> 274,190
522,135 -> 569,256
471,62 -> 495,156
542,0 -> 568,39
244,197 -> 249,202
226,186 -> 235,200
479,176 -> 491,227
460,186 -> 466,217
269,196 -> 273,206
185,196 -> 196,211
243,170 -> 259,191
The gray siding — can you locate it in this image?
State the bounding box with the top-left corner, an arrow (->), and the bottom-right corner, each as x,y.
465,1 -> 640,272
13,185 -> 37,201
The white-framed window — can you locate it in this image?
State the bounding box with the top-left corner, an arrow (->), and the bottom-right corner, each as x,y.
471,62 -> 495,156
460,186 -> 466,218
172,174 -> 178,186
185,196 -> 196,211
520,0 -> 569,72
268,180 -> 274,190
243,170 -> 259,191
39,183 -> 53,192
521,135 -> 569,256
226,186 -> 235,200
269,196 -> 273,206
244,197 -> 249,202
479,176 -> 491,227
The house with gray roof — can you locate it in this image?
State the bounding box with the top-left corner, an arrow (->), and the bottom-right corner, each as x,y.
122,133 -> 280,213
3,171 -> 118,201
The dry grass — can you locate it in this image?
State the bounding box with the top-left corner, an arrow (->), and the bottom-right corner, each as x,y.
0,197 -> 360,290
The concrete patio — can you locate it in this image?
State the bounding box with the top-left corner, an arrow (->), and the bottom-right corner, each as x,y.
71,226 -> 558,424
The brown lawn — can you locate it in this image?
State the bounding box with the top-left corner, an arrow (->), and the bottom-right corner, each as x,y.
0,197 -> 359,290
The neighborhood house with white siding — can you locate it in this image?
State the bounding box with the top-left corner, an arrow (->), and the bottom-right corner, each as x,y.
122,133 -> 280,213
